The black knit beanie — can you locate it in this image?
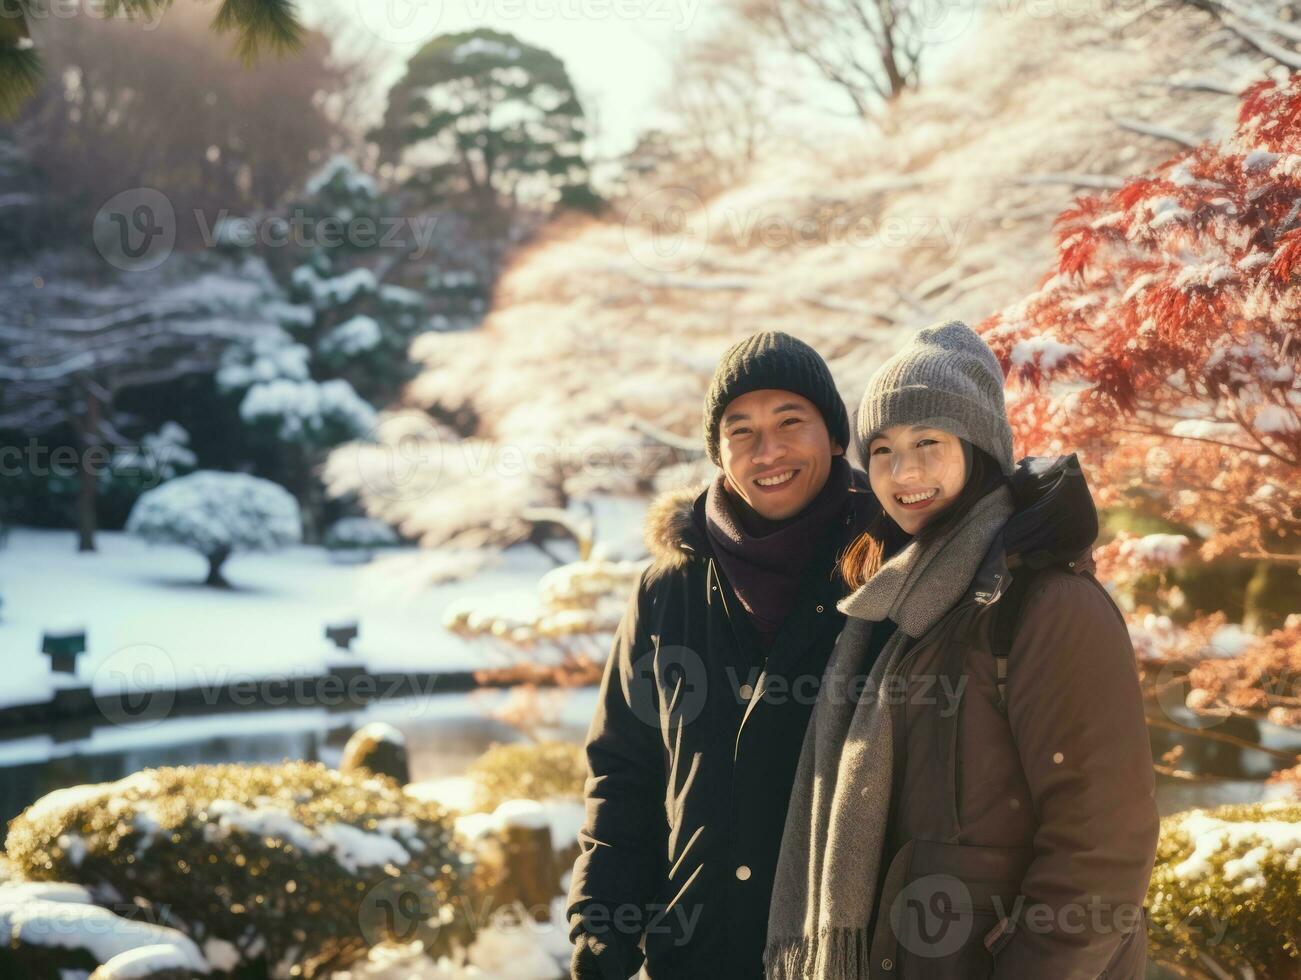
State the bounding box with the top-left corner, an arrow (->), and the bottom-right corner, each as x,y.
702,332 -> 850,465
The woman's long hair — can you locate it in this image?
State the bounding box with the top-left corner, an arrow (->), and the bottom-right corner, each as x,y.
839,441 -> 1008,590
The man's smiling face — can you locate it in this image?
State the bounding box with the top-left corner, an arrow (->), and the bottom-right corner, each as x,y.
718,389 -> 841,520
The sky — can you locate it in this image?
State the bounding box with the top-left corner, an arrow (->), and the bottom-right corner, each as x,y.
305,0 -> 726,158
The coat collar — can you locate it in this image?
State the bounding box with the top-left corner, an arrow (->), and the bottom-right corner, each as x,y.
969,452 -> 1100,606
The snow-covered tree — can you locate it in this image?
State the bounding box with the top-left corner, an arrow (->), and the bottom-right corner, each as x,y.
0,253 -> 279,551
212,155 -> 502,540
125,470 -> 301,587
276,156 -> 437,404
375,29 -> 595,213
976,70 -> 1301,789
323,408 -> 674,556
5,763 -> 471,974
218,332 -> 378,445
322,516 -> 400,564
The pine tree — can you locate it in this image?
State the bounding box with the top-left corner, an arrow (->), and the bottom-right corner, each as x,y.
375,29 -> 595,213
0,0 -> 304,118
215,156 -> 450,540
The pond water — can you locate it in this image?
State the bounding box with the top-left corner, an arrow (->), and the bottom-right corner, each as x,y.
0,688 -> 600,827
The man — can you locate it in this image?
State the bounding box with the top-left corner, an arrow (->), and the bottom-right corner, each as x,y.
566,332 -> 877,980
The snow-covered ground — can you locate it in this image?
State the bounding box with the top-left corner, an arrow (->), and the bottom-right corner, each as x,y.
0,525 -> 621,711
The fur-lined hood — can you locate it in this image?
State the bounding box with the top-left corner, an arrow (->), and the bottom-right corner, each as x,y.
643,482 -> 708,572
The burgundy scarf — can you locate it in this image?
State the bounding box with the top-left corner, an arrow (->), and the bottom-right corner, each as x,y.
704,456 -> 852,651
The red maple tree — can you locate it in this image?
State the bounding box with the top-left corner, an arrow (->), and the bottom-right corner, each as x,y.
981,73 -> 1299,574
981,75 -> 1301,766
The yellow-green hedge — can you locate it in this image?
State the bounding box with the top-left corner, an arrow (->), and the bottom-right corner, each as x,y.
466,741 -> 586,811
6,762 -> 472,977
1147,800 -> 1301,976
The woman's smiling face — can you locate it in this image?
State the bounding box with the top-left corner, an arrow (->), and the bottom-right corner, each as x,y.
868,424 -> 968,534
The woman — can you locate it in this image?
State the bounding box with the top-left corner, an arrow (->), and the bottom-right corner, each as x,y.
764,321 -> 1158,980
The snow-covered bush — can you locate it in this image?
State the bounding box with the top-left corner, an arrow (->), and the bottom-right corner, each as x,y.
443,558 -> 643,667
465,742 -> 586,812
1147,800 -> 1301,977
0,880 -> 208,980
325,517 -> 401,553
125,471 -> 301,587
5,764 -> 472,978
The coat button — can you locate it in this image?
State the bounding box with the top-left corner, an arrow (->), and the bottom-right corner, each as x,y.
735,865 -> 751,880
816,604 -> 825,613
881,958 -> 893,970
739,683 -> 754,699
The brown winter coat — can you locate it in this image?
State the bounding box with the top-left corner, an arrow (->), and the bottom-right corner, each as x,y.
861,526 -> 1159,978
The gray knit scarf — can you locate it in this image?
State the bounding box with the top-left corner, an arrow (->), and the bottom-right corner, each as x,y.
764,483 -> 1015,980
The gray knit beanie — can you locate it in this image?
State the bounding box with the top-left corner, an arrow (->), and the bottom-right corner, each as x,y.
703,332 -> 850,466
854,320 -> 1015,476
